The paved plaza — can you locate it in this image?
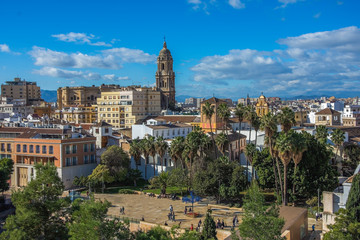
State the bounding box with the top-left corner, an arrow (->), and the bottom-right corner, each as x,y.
95,193 -> 242,230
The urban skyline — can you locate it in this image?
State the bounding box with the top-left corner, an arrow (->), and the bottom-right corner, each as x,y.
1,0 -> 360,100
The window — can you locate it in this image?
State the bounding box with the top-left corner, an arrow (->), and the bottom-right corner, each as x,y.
95,128 -> 99,134
105,128 -> 109,133
0,143 -> 4,151
7,143 -> 11,152
90,143 -> 95,151
72,157 -> 77,165
66,158 -> 71,166
83,144 -> 88,152
84,155 -> 89,164
49,146 -> 53,154
72,145 -> 77,154
29,145 -> 34,153
65,145 -> 70,154
42,146 -> 47,154
36,145 -> 40,153
90,155 -> 95,163
16,144 -> 21,152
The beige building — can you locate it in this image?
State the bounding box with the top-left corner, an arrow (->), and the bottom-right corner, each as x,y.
57,84 -> 121,108
54,106 -> 97,124
97,86 -> 161,129
1,77 -> 41,104
315,108 -> 341,126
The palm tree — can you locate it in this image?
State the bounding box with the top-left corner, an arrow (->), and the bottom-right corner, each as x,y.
155,136 -> 169,173
277,107 -> 295,133
169,136 -> 185,169
140,137 -> 151,179
260,112 -> 281,197
129,139 -> 142,170
202,102 -> 217,158
217,103 -> 230,134
331,129 -> 345,166
244,143 -> 257,181
147,136 -> 157,177
275,131 -> 294,206
235,103 -> 246,132
199,134 -> 211,167
245,105 -> 255,144
252,115 -> 261,147
215,132 -> 228,156
315,125 -> 328,145
291,132 -> 307,200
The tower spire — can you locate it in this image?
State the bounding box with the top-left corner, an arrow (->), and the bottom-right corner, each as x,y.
163,36 -> 167,48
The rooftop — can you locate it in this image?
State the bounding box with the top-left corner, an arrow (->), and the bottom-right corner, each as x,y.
315,108 -> 341,115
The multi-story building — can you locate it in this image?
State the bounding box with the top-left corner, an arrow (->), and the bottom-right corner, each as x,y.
156,40 -> 176,109
57,84 -> 121,108
315,108 -> 341,126
342,105 -> 360,126
0,126 -> 96,189
255,93 -> 269,117
200,97 -> 228,133
54,106 -> 97,124
1,77 -> 42,105
97,86 -> 161,129
0,97 -> 34,118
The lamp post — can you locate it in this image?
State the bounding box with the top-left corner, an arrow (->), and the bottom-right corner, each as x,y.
317,188 -> 320,214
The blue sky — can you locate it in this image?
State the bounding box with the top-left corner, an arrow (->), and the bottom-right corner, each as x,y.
0,0 -> 359,100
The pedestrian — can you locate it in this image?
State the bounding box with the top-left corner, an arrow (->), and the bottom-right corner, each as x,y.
141,216 -> 145,221
315,212 -> 319,221
169,205 -> 173,213
221,219 -> 225,229
198,219 -> 202,229
122,206 -> 125,215
179,221 -> 182,228
312,224 -> 315,232
190,224 -> 194,231
184,207 -> 187,215
164,221 -> 168,226
172,211 -> 176,222
168,212 -> 171,220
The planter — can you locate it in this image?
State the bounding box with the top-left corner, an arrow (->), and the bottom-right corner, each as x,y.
186,212 -> 200,218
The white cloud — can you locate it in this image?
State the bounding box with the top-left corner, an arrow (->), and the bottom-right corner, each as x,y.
29,46 -> 120,69
34,67 -> 129,81
313,12 -> 321,19
277,26 -> 360,51
102,48 -> 156,64
0,44 -> 10,53
52,32 -> 112,47
277,0 -> 302,8
228,0 -> 245,9
191,26 -> 360,97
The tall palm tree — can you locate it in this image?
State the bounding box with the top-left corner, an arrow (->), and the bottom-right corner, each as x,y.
331,129 -> 345,165
140,137 -> 151,179
244,143 -> 257,181
252,115 -> 261,147
215,132 -> 228,156
169,136 -> 185,169
291,132 -> 307,200
199,134 -> 211,167
155,136 -> 169,172
245,105 -> 255,144
260,112 -> 281,196
217,103 -> 230,134
183,131 -> 201,188
277,107 -> 295,133
235,103 -> 246,132
275,131 -> 294,206
202,101 -> 217,158
315,125 -> 328,145
129,139 -> 142,170
147,136 -> 157,177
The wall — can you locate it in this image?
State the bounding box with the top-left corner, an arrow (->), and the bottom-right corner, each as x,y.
59,163 -> 97,189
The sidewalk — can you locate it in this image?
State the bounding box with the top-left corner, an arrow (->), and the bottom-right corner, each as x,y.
306,218 -> 322,240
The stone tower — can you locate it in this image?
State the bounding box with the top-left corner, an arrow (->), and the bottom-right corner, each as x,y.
156,40 -> 175,109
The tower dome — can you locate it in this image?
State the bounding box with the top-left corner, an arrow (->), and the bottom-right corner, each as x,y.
159,41 -> 171,56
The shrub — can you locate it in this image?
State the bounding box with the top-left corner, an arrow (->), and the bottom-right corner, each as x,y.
118,189 -> 135,194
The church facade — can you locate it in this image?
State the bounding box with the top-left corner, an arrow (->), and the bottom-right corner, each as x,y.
156,40 -> 176,109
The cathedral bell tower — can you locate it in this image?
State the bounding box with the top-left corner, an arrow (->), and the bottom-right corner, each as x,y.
156,39 -> 176,109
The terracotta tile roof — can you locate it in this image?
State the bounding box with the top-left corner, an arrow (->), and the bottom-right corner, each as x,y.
0,127 -> 29,133
146,123 -> 191,130
344,173 -> 359,183
315,108 -> 341,115
201,97 -> 226,104
17,128 -> 64,138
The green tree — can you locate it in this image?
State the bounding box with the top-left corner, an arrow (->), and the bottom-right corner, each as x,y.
202,101 -> 217,158
128,169 -> 143,187
147,136 -> 157,177
245,105 -> 255,144
0,158 -> 13,194
150,172 -> 169,194
168,168 -> 189,195
130,139 -> 143,170
234,103 -> 246,133
331,128 -> 345,165
88,164 -> 115,189
155,136 -> 169,172
134,225 -> 171,240
68,198 -> 132,240
201,210 -> 217,240
315,125 -> 328,145
0,164 -> 69,240
140,137 -> 152,179
323,208 -> 360,240
252,114 -> 261,147
252,148 -> 276,189
169,136 -> 185,169
291,131 -> 307,201
344,144 -> 360,171
244,143 -> 257,181
346,173 -> 360,222
237,182 -> 285,240
215,132 -> 228,156
101,145 -> 130,181
217,103 -> 230,134
277,107 -> 295,133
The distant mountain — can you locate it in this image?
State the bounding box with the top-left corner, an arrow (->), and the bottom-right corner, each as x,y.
41,90 -> 57,103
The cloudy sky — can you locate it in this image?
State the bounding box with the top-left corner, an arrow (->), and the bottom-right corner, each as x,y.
0,0 -> 359,100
